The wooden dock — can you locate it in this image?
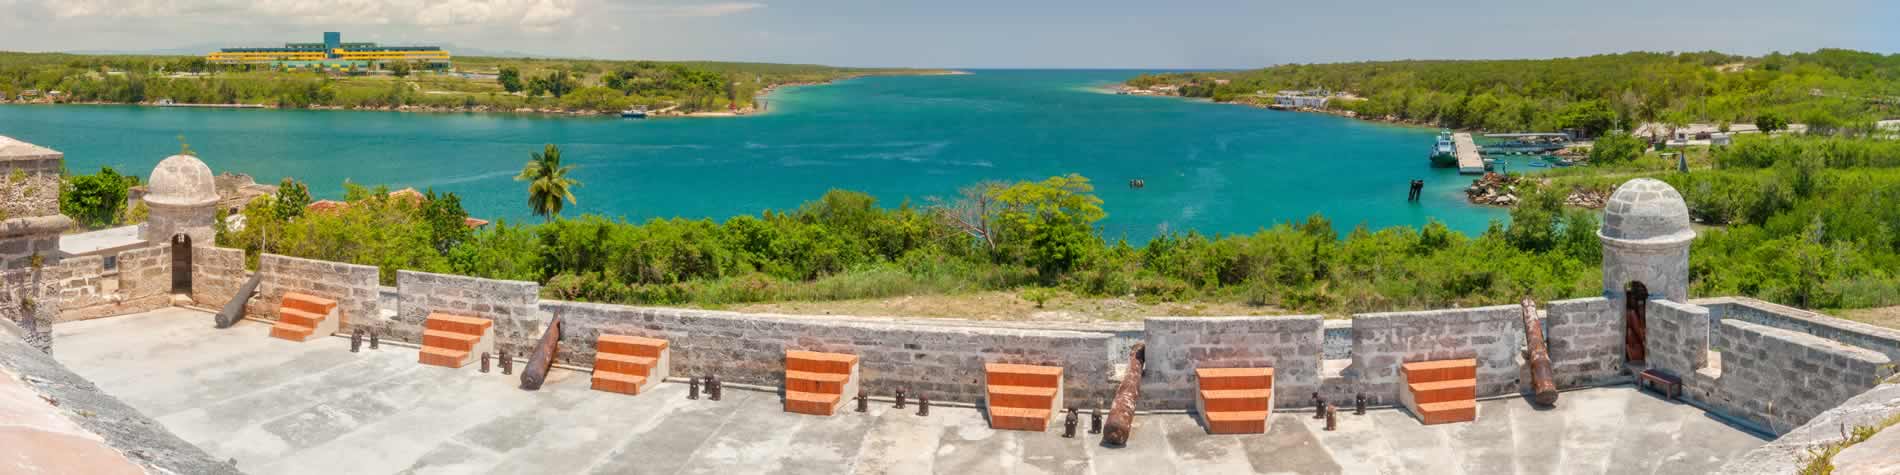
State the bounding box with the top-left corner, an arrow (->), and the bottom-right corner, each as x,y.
1453,133 -> 1485,175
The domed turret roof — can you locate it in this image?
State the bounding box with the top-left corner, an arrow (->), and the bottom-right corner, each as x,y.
145,154 -> 219,207
1599,178 -> 1694,243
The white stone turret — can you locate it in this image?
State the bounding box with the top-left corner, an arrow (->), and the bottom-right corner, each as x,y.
1600,178 -> 1695,303
141,154 -> 219,246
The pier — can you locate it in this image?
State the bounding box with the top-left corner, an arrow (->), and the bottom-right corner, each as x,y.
1453,132 -> 1484,174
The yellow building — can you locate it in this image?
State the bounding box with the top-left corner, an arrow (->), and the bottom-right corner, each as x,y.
206,32 -> 450,70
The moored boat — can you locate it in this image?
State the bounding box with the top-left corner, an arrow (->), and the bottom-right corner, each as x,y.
621,107 -> 648,119
1429,130 -> 1458,167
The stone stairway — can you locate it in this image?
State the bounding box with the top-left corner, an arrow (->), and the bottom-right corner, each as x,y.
984,363 -> 1064,431
591,335 -> 671,396
783,350 -> 860,416
417,313 -> 494,368
1195,367 -> 1274,434
1400,358 -> 1478,425
268,292 -> 339,342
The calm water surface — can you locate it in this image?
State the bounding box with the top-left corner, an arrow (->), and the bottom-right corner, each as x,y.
0,70 -> 1507,241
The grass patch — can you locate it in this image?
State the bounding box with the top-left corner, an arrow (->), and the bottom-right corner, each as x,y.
1797,410 -> 1900,474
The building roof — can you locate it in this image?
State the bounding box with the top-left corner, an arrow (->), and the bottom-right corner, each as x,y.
145,155 -> 219,207
58,225 -> 146,257
0,136 -> 62,162
1600,178 -> 1695,243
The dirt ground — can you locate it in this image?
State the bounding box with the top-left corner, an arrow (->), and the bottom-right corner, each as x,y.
1837,305 -> 1900,331
726,291 -> 1286,323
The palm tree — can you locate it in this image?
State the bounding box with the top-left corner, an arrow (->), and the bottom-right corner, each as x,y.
516,144 -> 580,222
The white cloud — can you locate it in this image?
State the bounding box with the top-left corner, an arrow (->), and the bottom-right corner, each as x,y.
605,1 -> 763,17
33,0 -> 582,31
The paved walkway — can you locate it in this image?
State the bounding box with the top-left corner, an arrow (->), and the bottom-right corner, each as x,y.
53,308 -> 1769,474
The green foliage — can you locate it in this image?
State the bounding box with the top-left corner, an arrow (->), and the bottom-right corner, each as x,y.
273,178 -> 311,221
59,167 -> 136,229
389,62 -> 411,78
1590,133 -> 1647,164
1796,411 -> 1900,475
516,144 -> 580,221
497,66 -> 523,93
529,70 -> 578,98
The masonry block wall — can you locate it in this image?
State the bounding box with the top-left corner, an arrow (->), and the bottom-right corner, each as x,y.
393,270 -> 541,353
1697,297 -> 1900,361
546,301 -> 1120,405
190,246 -> 247,309
253,254 -> 380,332
1544,297 -> 1626,388
1708,319 -> 1895,434
1350,305 -> 1525,404
49,246 -> 171,321
0,268 -> 57,351
1646,299 -> 1712,379
1142,315 -> 1323,410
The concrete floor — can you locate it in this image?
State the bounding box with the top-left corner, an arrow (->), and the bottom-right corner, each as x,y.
54,308 -> 1770,474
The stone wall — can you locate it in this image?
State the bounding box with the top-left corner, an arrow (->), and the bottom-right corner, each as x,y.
0,268 -> 57,351
1141,316 -> 1324,410
1544,297 -> 1626,388
1646,299 -> 1712,380
392,270 -> 541,351
1708,319 -> 1895,435
49,246 -> 171,321
1696,297 -> 1900,362
190,246 -> 247,309
1719,382 -> 1900,474
252,254 -> 380,332
1350,305 -> 1526,404
544,301 -> 1122,405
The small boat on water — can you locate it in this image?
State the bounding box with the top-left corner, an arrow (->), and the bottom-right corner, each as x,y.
620,107 -> 648,119
1429,130 -> 1457,167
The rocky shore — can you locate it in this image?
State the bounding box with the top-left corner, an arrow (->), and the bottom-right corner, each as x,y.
1464,172 -> 1608,209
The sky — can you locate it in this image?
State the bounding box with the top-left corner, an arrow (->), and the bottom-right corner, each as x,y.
0,0 -> 1893,68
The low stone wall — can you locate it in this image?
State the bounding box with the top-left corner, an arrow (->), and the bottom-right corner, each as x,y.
0,268 -> 57,351
50,246 -> 171,322
1544,297 -> 1626,388
1646,299 -> 1712,380
1697,296 -> 1900,362
393,270 -> 541,351
190,246 -> 247,309
252,254 -> 380,332
1142,315 -> 1324,410
1709,319 -> 1895,435
1350,305 -> 1525,404
1719,382 -> 1900,474
545,301 -> 1121,405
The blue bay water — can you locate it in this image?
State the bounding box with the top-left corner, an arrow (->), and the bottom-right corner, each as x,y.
0,70 -> 1505,241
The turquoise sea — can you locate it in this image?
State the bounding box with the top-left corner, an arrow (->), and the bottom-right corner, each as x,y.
0,70 -> 1508,241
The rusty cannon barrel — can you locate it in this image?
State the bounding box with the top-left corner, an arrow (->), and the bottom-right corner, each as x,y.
1522,298 -> 1558,406
1102,342 -> 1146,446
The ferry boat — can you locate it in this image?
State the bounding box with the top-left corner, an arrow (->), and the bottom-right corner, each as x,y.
1429,130 -> 1458,167
620,107 -> 648,119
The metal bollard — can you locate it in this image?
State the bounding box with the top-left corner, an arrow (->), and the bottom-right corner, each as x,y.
1325,403 -> 1338,431
855,388 -> 868,413
480,352 -> 490,373
1063,408 -> 1078,438
688,376 -> 700,400
500,352 -> 512,375
350,328 -> 363,353
707,375 -> 721,401
1089,407 -> 1102,434
369,330 -> 379,350
1312,392 -> 1325,419
1354,393 -> 1367,415
894,388 -> 907,409
917,393 -> 929,416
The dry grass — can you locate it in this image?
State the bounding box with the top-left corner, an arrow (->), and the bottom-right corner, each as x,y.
724,291 -> 1287,323
1835,305 -> 1900,331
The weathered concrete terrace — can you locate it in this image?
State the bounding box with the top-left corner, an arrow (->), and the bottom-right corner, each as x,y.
54,308 -> 1770,474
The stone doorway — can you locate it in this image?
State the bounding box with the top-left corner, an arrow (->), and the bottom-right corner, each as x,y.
1625,281 -> 1648,363
170,234 -> 192,295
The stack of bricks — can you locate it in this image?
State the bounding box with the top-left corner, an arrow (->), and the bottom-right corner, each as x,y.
784,350 -> 859,416
591,334 -> 671,396
1399,358 -> 1477,425
984,363 -> 1063,431
268,292 -> 339,342
418,313 -> 494,368
1195,367 -> 1274,434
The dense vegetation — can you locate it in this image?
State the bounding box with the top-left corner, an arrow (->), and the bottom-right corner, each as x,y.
1129,50 -> 1899,135
0,51 -> 942,113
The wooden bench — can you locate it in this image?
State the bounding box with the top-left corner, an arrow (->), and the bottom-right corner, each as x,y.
1637,369 -> 1681,400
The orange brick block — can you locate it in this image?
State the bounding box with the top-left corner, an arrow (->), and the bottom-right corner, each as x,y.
418,346 -> 470,367
422,314 -> 493,335
1199,389 -> 1273,412
786,351 -> 858,374
1401,359 -> 1477,382
984,363 -> 1063,388
1205,410 -> 1269,434
1417,400 -> 1476,425
987,385 -> 1058,409
594,353 -> 657,376
421,329 -> 481,352
281,292 -> 337,315
785,391 -> 842,416
989,407 -> 1052,431
597,334 -> 668,357
268,324 -> 313,341
1408,379 -> 1477,405
591,371 -> 647,396
1195,367 -> 1274,391
786,371 -> 850,395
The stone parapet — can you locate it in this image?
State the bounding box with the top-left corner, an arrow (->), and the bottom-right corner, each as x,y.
1142,315 -> 1323,409
253,254 -> 380,333
394,270 -> 541,353
1709,319 -> 1895,435
1545,297 -> 1626,388
1350,305 -> 1525,405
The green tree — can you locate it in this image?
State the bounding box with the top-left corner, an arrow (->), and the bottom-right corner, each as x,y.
421,189 -> 472,255
497,66 -> 524,93
515,144 -> 581,222
993,174 -> 1105,280
389,62 -> 411,78
274,178 -> 312,221
60,167 -> 135,228
1589,132 -> 1645,164
531,70 -> 577,98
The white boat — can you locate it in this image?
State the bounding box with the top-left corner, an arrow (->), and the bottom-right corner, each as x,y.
621,107 -> 648,119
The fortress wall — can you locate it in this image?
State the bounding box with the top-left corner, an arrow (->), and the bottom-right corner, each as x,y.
393,270 -> 542,352
1695,296 -> 1900,362
1708,319 -> 1895,435
1646,299 -> 1712,382
544,300 -> 1124,405
1545,297 -> 1626,388
253,254 -> 380,332
1141,315 -> 1325,409
190,246 -> 246,309
1349,305 -> 1526,404
50,246 -> 171,321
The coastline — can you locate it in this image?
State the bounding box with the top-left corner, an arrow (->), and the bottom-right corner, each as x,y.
0,69 -> 969,120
